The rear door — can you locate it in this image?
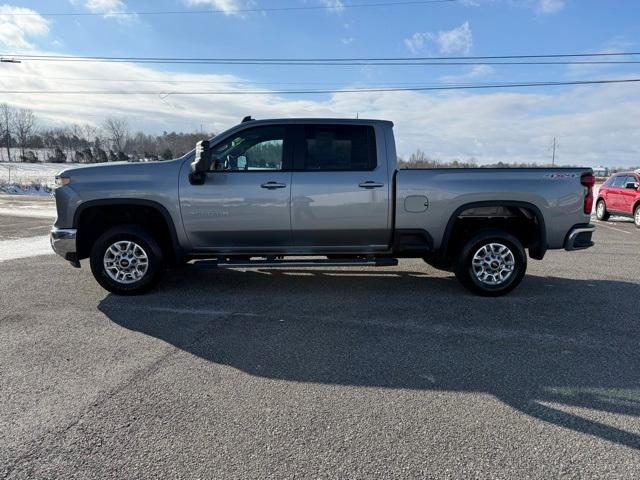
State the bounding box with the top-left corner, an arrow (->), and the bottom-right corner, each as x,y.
290,123 -> 391,251
180,124 -> 293,250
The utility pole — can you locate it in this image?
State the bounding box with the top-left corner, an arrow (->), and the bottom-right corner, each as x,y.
1,104 -> 12,163
551,137 -> 556,167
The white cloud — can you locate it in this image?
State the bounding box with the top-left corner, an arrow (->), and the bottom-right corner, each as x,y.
565,38 -> 635,77
184,0 -> 247,15
340,37 -> 354,45
405,22 -> 473,55
436,22 -> 473,54
1,57 -> 639,167
71,0 -> 137,23
458,0 -> 565,15
536,0 -> 565,14
320,0 -> 345,14
84,0 -> 125,12
439,65 -> 494,83
0,5 -> 49,49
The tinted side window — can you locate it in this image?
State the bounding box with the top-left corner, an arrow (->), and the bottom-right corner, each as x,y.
210,126 -> 286,171
611,176 -> 626,188
303,125 -> 376,171
603,176 -> 615,187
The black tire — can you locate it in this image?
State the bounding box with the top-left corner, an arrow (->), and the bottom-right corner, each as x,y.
90,225 -> 164,295
634,204 -> 640,229
596,199 -> 610,221
454,230 -> 527,297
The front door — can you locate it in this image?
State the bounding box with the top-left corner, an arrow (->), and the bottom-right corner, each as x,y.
290,123 -> 391,251
180,125 -> 293,251
620,175 -> 639,213
608,175 -> 627,211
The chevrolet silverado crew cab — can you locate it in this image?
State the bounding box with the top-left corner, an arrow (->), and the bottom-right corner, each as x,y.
51,117 -> 596,296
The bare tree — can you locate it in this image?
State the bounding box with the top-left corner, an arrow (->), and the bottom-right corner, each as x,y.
102,117 -> 129,155
12,108 -> 37,162
0,103 -> 13,162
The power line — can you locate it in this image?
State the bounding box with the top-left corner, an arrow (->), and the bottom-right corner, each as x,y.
0,74 -> 455,87
3,52 -> 640,66
0,0 -> 458,17
1,78 -> 638,95
5,52 -> 639,61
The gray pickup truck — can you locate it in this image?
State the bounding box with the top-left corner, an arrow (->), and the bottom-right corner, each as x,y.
51,117 -> 595,296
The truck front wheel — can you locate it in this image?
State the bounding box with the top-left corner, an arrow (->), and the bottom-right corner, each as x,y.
90,225 -> 164,295
454,230 -> 526,297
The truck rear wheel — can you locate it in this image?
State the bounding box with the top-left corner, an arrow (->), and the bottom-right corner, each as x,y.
454,230 -> 526,297
90,225 -> 164,295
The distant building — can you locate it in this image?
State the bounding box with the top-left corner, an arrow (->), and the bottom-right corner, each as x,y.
592,166 -> 609,177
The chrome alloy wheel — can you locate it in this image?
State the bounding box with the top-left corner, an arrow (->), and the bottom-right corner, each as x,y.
635,207 -> 640,226
103,240 -> 149,284
597,201 -> 605,219
471,243 -> 515,286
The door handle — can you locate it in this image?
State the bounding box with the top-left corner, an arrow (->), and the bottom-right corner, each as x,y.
358,181 -> 384,189
261,181 -> 287,189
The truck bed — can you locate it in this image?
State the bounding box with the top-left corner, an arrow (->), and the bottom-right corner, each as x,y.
395,168 -> 592,250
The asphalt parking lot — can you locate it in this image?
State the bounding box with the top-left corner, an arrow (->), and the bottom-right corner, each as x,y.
1,212 -> 639,479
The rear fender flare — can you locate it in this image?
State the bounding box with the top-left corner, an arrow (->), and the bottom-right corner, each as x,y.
440,200 -> 547,260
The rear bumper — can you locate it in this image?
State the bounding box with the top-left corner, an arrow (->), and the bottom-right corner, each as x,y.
564,224 -> 595,251
50,227 -> 78,260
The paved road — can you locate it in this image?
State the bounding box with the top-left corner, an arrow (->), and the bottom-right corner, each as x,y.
1,217 -> 639,479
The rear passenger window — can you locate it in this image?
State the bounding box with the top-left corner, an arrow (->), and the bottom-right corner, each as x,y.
303,125 -> 376,171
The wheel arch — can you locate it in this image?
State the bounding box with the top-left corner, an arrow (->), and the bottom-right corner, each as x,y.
440,200 -> 547,261
73,199 -> 183,265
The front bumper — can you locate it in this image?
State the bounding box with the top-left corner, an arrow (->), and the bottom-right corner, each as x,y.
564,224 -> 595,251
50,228 -> 78,264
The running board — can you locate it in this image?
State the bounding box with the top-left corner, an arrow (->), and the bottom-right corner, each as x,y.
193,257 -> 398,269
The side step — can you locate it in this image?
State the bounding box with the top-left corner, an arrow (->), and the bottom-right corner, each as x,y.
193,257 -> 398,269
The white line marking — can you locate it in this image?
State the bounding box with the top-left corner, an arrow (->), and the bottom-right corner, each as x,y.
595,222 -> 632,235
0,235 -> 53,262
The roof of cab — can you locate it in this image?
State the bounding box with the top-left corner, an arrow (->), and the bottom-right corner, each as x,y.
240,117 -> 394,127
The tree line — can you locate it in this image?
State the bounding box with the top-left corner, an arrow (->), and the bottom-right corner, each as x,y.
0,104 -> 214,164
396,149 -> 583,169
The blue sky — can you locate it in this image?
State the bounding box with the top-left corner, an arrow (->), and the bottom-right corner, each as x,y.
1,0 -> 639,166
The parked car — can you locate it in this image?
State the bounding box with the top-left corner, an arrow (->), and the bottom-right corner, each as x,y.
51,117 -> 596,297
595,172 -> 640,227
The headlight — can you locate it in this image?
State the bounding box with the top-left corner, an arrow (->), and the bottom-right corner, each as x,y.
55,176 -> 71,187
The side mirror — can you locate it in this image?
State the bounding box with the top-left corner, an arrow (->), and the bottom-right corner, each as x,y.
625,181 -> 639,190
189,140 -> 211,185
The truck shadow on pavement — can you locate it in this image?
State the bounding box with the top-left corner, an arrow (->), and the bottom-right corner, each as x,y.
99,267 -> 640,449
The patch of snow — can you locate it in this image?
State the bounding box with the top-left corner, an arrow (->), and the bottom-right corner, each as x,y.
0,183 -> 54,196
0,207 -> 55,219
0,162 -> 72,190
0,235 -> 53,263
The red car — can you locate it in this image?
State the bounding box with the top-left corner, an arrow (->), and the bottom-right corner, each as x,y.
596,172 -> 640,228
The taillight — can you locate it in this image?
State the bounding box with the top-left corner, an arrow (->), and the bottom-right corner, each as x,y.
581,173 -> 595,214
